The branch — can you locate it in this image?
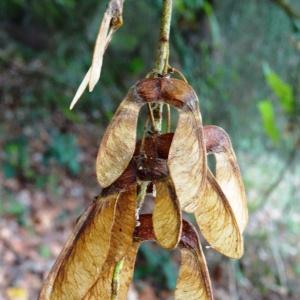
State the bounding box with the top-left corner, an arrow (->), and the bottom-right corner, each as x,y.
152,0 -> 173,133
271,0 -> 300,19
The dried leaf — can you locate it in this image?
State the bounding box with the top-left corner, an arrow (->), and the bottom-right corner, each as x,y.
194,171 -> 243,259
70,0 -> 124,109
39,193 -> 118,299
153,179 -> 182,249
176,221 -> 214,300
70,67 -> 91,110
89,11 -> 112,92
203,125 -> 248,232
96,96 -> 142,187
84,185 -> 137,299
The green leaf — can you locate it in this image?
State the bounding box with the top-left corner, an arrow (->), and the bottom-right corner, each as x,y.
263,63 -> 295,114
258,99 -> 280,143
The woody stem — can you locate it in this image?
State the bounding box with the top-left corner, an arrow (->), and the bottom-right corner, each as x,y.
152,0 -> 173,133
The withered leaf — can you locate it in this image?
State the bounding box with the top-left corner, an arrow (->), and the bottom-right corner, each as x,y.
194,171 -> 243,259
153,179 -> 182,249
83,185 -> 137,299
70,0 -> 125,109
96,97 -> 142,188
204,125 -> 248,233
39,192 -> 118,300
176,221 -> 214,300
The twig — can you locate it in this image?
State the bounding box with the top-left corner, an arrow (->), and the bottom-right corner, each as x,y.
151,0 -> 173,133
111,258 -> 125,300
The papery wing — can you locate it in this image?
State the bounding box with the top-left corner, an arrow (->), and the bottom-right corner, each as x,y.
204,125 -> 248,232
153,179 -> 182,249
194,171 -> 243,259
83,185 -> 137,299
96,95 -> 141,187
39,193 -> 118,300
168,108 -> 206,213
175,220 -> 213,300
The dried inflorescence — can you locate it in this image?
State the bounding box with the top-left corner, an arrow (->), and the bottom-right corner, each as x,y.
40,1 -> 248,298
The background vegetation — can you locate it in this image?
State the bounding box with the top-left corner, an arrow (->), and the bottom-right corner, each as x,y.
0,0 -> 299,299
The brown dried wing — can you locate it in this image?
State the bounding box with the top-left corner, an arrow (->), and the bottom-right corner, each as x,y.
204,125 -> 248,232
153,179 -> 182,249
96,95 -> 142,187
176,221 -> 213,300
83,185 -> 137,299
39,193 -> 118,300
168,107 -> 206,213
194,171 -> 243,259
134,215 -> 213,300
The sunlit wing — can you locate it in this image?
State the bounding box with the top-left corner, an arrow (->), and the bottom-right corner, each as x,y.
175,221 -> 214,300
83,185 -> 137,299
153,179 -> 182,249
96,95 -> 142,187
194,171 -> 243,259
39,192 -> 118,300
204,125 -> 248,233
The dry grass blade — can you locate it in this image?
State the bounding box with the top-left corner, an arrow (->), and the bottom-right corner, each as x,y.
83,185 -> 137,299
96,95 -> 142,187
153,179 -> 182,249
168,109 -> 206,213
39,193 -> 118,300
204,125 -> 248,232
194,171 -> 243,259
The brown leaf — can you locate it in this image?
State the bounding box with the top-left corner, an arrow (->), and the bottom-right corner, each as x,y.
194,171 -> 243,259
96,96 -> 142,188
203,125 -> 248,232
176,222 -> 214,300
153,179 -> 182,249
83,185 -> 137,299
39,193 -> 118,299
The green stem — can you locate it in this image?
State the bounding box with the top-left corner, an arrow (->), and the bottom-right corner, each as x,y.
111,258 -> 125,300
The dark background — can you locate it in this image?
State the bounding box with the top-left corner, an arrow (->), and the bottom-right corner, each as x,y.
0,0 -> 299,299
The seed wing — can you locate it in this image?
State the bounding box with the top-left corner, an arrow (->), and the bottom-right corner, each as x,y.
153,179 -> 182,249
168,108 -> 206,213
204,125 -> 248,232
39,193 -> 118,300
175,220 -> 214,300
194,171 -> 243,259
83,185 -> 137,299
96,96 -> 141,187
